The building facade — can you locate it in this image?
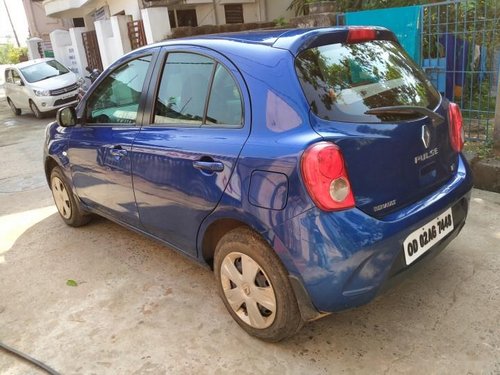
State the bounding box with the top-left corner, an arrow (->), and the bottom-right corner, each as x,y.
39,0 -> 292,77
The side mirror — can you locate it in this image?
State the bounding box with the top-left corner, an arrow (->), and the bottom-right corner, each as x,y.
57,106 -> 77,127
14,79 -> 23,86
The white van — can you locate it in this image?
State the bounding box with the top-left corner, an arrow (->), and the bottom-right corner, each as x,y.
4,58 -> 81,118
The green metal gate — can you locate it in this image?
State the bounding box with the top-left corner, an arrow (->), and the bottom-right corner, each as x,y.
421,0 -> 499,142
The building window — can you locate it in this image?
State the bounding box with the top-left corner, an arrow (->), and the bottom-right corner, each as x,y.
224,4 -> 244,24
168,10 -> 176,28
73,18 -> 85,27
168,9 -> 198,28
177,9 -> 198,27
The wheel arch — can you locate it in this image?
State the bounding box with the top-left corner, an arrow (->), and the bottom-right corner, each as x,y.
44,156 -> 60,186
200,218 -> 248,269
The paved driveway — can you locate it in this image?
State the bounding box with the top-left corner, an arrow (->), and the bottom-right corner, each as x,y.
0,95 -> 499,374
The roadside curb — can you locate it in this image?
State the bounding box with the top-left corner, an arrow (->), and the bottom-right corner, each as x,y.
464,152 -> 500,193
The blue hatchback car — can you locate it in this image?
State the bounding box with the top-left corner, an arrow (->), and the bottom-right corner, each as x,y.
44,26 -> 473,341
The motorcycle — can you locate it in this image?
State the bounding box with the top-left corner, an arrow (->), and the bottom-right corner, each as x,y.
77,67 -> 101,101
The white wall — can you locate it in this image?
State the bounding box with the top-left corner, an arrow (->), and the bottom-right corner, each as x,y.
242,3 -> 260,23
264,0 -> 294,21
141,7 -> 171,44
24,0 -> 73,42
196,4 -> 217,26
108,0 -> 141,20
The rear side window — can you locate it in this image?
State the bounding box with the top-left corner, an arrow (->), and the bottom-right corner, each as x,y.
206,65 -> 243,126
154,52 -> 243,128
155,53 -> 214,126
295,40 -> 440,123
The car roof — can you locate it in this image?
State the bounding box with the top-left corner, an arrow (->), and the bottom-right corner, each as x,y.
143,26 -> 391,56
15,58 -> 56,69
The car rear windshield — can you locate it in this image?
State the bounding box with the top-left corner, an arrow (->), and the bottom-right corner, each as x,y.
295,40 -> 440,123
20,60 -> 70,83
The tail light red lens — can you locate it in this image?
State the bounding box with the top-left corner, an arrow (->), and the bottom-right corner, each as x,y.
301,142 -> 355,211
347,28 -> 377,43
448,102 -> 464,152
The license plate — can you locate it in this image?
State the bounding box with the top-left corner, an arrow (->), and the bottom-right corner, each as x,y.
403,208 -> 454,265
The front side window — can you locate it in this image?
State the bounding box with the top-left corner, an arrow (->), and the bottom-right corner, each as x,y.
86,55 -> 151,124
4,69 -> 13,84
20,60 -> 69,83
12,70 -> 22,85
295,40 -> 441,123
154,52 -> 243,128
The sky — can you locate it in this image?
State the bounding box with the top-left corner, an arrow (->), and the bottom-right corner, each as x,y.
0,0 -> 30,46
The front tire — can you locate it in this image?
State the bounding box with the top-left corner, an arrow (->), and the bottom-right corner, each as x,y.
7,98 -> 21,116
214,227 -> 303,342
50,167 -> 91,227
30,100 -> 44,119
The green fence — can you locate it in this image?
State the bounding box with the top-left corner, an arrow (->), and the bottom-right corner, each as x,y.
339,1 -> 499,143
421,0 -> 499,142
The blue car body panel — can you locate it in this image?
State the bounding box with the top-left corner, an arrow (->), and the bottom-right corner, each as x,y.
68,125 -> 140,226
44,27 -> 473,316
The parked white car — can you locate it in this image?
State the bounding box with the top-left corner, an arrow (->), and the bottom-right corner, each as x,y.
4,58 -> 81,118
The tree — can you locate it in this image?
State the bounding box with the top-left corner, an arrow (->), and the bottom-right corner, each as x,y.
0,44 -> 27,64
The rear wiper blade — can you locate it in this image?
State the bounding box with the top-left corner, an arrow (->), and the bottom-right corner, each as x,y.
365,106 -> 444,125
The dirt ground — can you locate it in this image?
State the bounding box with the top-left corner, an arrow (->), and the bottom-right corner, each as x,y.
0,92 -> 499,375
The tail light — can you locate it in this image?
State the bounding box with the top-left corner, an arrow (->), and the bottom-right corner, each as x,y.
301,142 -> 355,211
347,27 -> 376,43
448,102 -> 464,152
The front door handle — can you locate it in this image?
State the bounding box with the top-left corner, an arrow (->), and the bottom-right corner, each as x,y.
193,160 -> 224,173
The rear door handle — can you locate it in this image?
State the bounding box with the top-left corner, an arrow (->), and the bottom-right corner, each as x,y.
193,160 -> 224,173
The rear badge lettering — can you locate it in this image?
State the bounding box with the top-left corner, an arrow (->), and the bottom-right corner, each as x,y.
373,199 -> 396,212
414,147 -> 438,164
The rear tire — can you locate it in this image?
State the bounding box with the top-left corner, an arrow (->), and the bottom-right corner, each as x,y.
50,167 -> 91,227
7,98 -> 21,116
214,227 -> 303,342
30,100 -> 44,119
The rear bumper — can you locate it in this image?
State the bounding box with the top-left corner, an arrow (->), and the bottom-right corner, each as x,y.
272,154 -> 473,315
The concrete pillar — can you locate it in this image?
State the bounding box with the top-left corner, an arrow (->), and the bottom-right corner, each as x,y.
94,15 -> 132,69
68,27 -> 89,78
49,29 -> 71,66
94,19 -> 113,69
111,15 -> 132,55
26,37 -> 43,60
141,7 -> 172,44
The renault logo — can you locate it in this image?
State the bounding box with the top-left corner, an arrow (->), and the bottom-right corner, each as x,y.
421,125 -> 431,149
